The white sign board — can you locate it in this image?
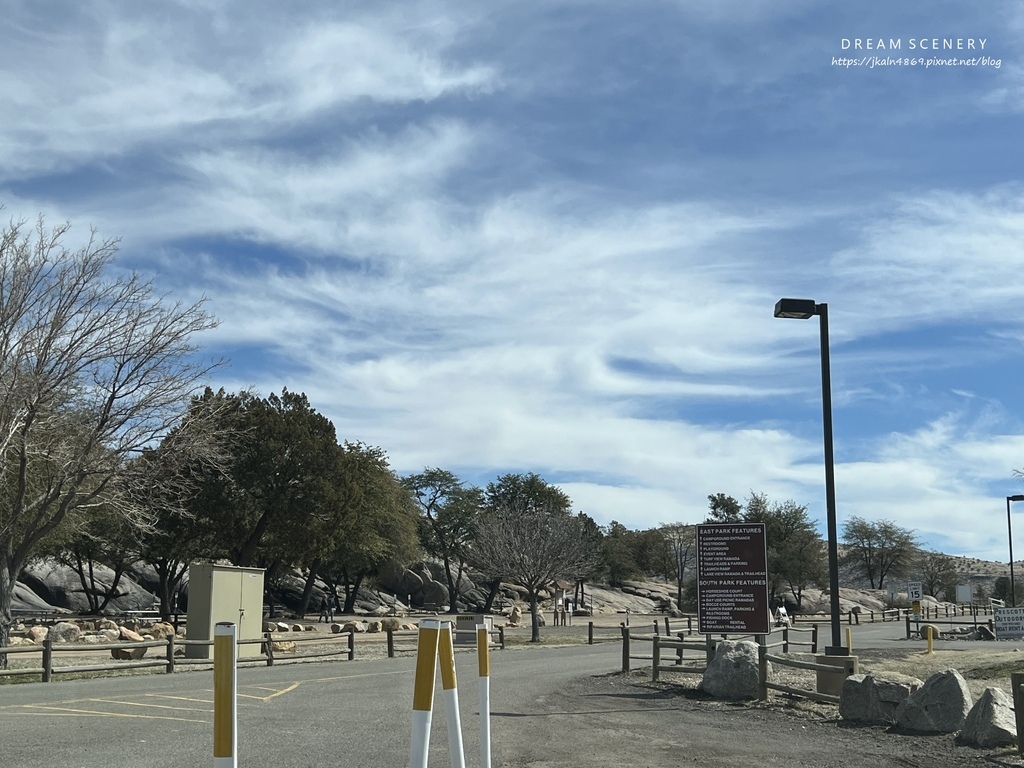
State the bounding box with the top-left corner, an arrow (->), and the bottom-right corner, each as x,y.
994,606 -> 1024,639
907,581 -> 923,601
955,584 -> 973,604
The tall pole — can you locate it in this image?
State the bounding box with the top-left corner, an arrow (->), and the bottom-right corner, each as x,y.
1009,496 -> 1016,607
817,303 -> 845,655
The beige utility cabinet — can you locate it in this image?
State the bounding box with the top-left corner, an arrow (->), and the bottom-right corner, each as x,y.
185,563 -> 265,658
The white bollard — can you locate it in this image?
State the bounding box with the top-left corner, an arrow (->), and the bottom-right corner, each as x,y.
213,622 -> 238,768
477,624 -> 492,768
409,619 -> 441,768
438,622 -> 466,768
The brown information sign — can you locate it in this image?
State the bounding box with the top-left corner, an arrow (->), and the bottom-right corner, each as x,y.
696,522 -> 770,635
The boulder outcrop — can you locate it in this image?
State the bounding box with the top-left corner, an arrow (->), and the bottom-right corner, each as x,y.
958,687 -> 1017,748
700,640 -> 766,701
895,669 -> 973,733
840,672 -> 922,724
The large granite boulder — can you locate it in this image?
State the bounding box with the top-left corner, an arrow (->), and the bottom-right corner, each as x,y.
146,622 -> 176,640
27,625 -> 49,643
12,580 -> 59,612
49,621 -> 81,644
420,580 -> 449,609
895,669 -> 973,733
959,687 -> 1017,748
840,672 -> 923,724
20,559 -> 156,613
111,645 -> 148,661
120,627 -> 146,642
699,640 -> 766,700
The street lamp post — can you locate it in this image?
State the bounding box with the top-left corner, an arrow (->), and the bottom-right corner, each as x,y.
1007,495 -> 1024,606
774,298 -> 846,656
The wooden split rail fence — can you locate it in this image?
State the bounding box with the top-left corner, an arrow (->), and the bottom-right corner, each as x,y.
0,631 -> 356,683
757,636 -> 839,705
904,614 -> 994,639
621,622 -> 830,705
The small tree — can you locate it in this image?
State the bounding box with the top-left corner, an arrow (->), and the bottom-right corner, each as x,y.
659,523 -> 695,608
706,493 -> 742,522
0,217 -> 218,661
403,468 -> 482,613
743,493 -> 825,608
601,521 -> 640,587
918,551 -> 961,601
841,517 -> 919,589
472,474 -> 597,642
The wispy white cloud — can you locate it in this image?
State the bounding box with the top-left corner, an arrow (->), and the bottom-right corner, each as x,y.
3,0 -> 1024,563
0,2 -> 496,178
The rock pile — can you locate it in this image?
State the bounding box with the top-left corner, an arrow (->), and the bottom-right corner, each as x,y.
7,617 -> 188,662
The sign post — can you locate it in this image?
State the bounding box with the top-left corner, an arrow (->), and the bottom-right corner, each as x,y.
907,581 -> 923,620
994,607 -> 1024,639
696,523 -> 770,636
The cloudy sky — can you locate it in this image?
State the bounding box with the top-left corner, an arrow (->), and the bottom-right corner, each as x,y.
3,1 -> 1023,562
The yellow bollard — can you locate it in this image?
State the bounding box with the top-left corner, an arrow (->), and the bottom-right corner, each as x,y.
845,626 -> 852,654
409,619 -> 441,768
477,624 -> 492,768
438,622 -> 466,768
213,622 -> 237,768
926,625 -> 934,654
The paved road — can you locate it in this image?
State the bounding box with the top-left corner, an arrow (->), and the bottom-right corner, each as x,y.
1,618 -> 1013,767
0,642 -> 622,767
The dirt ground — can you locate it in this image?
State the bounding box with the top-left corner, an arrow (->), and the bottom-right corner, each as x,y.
503,668 -> 1020,768
499,612 -> 1024,767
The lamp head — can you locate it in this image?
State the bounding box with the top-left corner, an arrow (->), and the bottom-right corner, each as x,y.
774,298 -> 818,319
1009,495 -> 1024,502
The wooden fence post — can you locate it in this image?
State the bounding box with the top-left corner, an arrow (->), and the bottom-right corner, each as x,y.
705,634 -> 715,663
620,624 -> 630,672
782,627 -> 789,654
1011,672 -> 1024,755
664,616 -> 671,636
588,621 -> 594,645
757,642 -> 768,701
42,634 -> 53,683
811,624 -> 818,654
166,635 -> 175,674
348,631 -> 355,660
652,635 -> 661,682
653,620 -> 659,636
905,614 -> 911,639
387,628 -> 395,658
265,631 -> 275,667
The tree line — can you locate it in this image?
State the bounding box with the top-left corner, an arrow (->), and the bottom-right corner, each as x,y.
0,216 -> 993,660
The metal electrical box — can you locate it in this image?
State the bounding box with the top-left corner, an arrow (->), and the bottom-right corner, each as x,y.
185,563 -> 265,658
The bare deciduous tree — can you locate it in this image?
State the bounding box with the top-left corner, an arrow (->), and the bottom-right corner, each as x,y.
659,522 -> 696,609
471,499 -> 599,642
0,216 -> 218,660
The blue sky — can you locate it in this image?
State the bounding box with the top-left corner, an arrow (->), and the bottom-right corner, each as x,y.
3,1 -> 1024,561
